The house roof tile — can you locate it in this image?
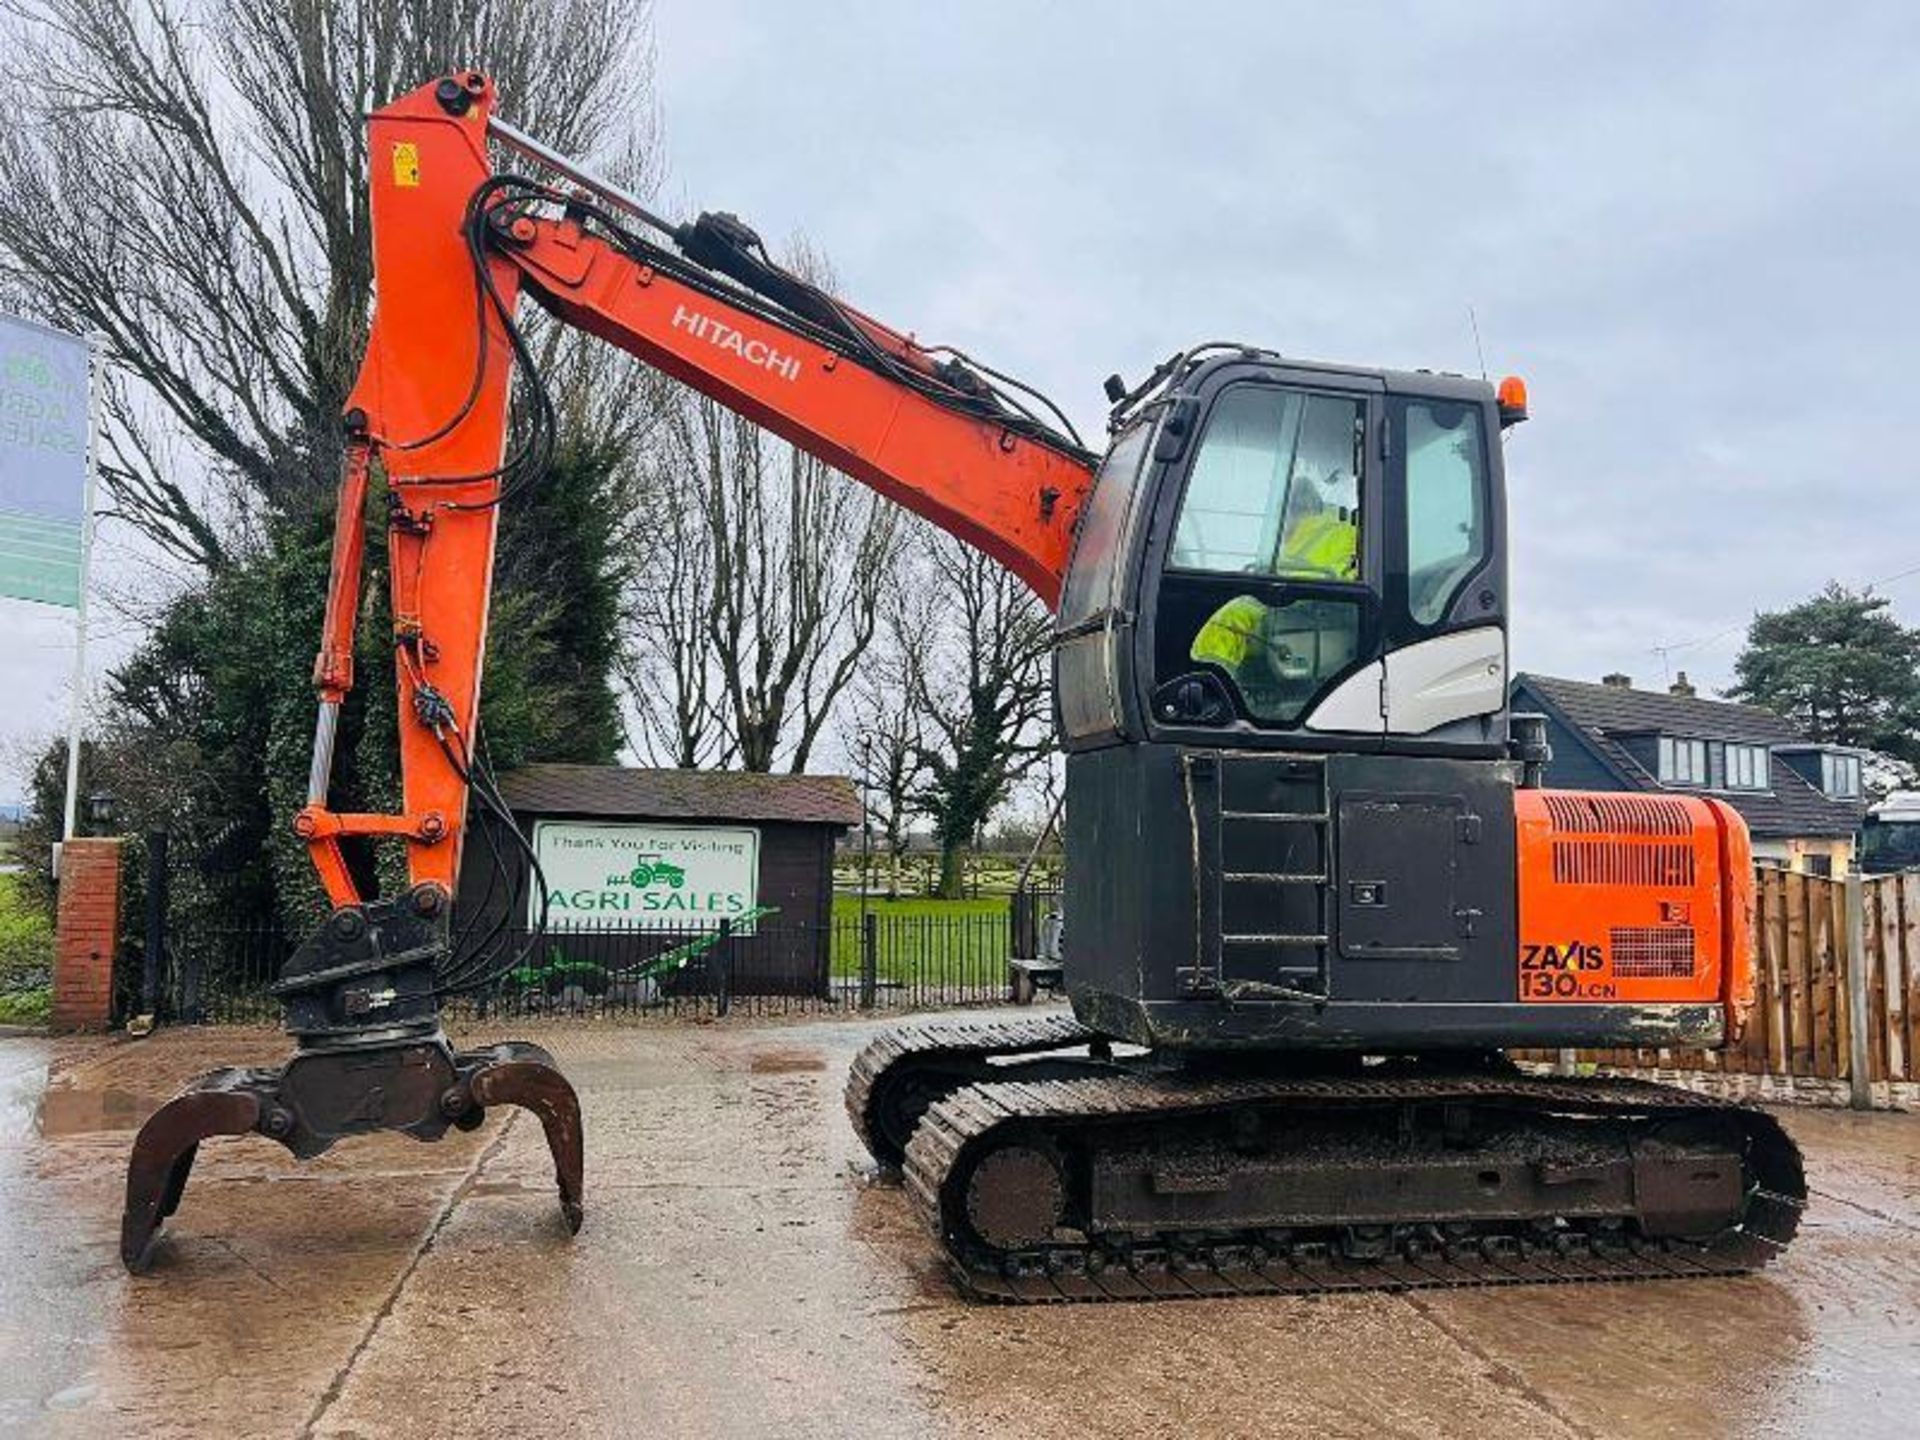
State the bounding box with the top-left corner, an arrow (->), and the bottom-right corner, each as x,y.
1519,673 -> 1805,743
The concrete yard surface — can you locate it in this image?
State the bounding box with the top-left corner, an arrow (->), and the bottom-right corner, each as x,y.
2,1013 -> 1917,1439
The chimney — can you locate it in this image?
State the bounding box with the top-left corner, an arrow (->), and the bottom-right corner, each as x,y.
1669,670 -> 1697,698
1601,672 -> 1633,689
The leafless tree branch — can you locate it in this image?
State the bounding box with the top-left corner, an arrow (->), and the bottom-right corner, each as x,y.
0,0 -> 660,565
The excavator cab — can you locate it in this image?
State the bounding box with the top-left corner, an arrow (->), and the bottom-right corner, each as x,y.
1057,352 -> 1509,754
1052,352 -> 1535,1050
1051,351 -> 1744,1056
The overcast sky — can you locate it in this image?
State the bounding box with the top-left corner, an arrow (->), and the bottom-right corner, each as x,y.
652,0 -> 1920,678
4,1 -> 1917,799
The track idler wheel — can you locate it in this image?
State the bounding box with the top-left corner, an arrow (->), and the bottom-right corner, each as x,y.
963,1140 -> 1069,1251
121,1038 -> 584,1273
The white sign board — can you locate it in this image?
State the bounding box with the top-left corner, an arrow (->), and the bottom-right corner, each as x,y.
0,314 -> 91,608
532,820 -> 761,932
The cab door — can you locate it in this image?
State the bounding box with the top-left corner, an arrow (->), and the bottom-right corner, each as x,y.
1379,392 -> 1508,739
1139,372 -> 1387,745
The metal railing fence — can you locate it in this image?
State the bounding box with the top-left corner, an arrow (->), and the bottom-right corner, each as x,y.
166,898 -> 1065,1025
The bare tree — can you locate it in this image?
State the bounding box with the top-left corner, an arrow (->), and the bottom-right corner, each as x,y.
907,530 -> 1055,898
0,0 -> 661,566
635,390 -> 900,772
621,413 -> 731,769
847,585 -> 932,896
623,237 -> 903,774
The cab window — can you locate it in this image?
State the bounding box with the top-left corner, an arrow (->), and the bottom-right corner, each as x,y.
1402,399 -> 1488,625
1168,387 -> 1362,580
1058,422 -> 1150,629
1056,422 -> 1151,741
1155,385 -> 1369,728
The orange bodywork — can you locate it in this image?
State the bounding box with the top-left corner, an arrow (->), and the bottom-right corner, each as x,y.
511,222 -> 1092,601
1515,790 -> 1756,1040
299,75 -> 1095,907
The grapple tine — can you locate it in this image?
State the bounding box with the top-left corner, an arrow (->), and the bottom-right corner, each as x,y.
122,1077 -> 265,1273
121,893 -> 585,1270
465,1047 -> 586,1233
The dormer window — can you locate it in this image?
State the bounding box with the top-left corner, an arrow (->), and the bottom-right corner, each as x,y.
1658,736 -> 1708,786
1822,752 -> 1862,799
1724,742 -> 1770,791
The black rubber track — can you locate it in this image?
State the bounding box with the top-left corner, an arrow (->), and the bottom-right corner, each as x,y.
901,1068 -> 1805,1304
845,1013 -> 1096,1168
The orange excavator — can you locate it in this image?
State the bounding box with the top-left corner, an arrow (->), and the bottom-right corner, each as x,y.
123,73 -> 1803,1296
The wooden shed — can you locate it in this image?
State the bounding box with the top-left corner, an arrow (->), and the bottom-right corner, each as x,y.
455,763 -> 860,997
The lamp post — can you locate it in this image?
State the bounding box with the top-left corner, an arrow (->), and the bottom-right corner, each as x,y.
857,735 -> 877,1009
858,735 -> 874,925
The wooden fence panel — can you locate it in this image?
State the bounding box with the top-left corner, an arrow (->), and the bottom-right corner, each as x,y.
1758,875 -> 1789,1075
1784,873 -> 1814,1074
1739,875 -> 1768,1074
1814,877 -> 1842,1078
1866,878 -> 1894,1081
1834,879 -> 1852,1080
1904,873 -> 1920,1082
1762,871 -> 1789,1073
1895,877 -> 1909,1081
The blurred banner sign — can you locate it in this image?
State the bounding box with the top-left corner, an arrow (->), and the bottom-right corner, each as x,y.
0,314 -> 92,608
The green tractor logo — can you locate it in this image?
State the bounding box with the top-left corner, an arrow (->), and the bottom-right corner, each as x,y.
621,853 -> 686,890
1,351 -> 54,389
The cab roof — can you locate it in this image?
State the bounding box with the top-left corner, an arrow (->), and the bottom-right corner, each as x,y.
1109,342 -> 1497,431
1185,347 -> 1496,403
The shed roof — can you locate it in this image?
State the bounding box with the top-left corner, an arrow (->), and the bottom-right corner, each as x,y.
498,764 -> 861,828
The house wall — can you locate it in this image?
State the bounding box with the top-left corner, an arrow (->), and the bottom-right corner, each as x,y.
1511,690 -> 1620,792
1754,834 -> 1857,877
1613,732 -> 1660,780
1778,751 -> 1821,788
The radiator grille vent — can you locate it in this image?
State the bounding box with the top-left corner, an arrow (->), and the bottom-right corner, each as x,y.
1544,793 -> 1694,836
1610,925 -> 1697,978
1552,840 -> 1696,888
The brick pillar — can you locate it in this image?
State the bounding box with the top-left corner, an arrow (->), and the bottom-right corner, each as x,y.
53,837 -> 124,1032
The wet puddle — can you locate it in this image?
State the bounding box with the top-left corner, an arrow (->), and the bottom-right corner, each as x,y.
748,1049 -> 827,1074
0,1044 -> 169,1141
0,1060 -> 52,1142
35,1086 -> 164,1137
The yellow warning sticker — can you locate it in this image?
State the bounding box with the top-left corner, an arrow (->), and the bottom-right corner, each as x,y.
392,141 -> 420,188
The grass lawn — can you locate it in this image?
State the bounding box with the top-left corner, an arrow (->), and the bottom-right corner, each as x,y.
0,873 -> 53,1025
827,893 -> 1012,984
830,894 -> 1010,922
